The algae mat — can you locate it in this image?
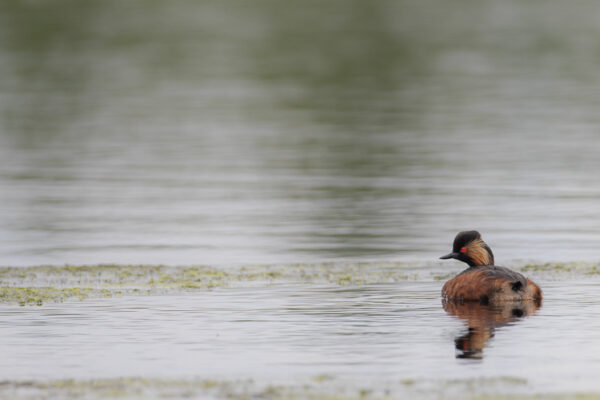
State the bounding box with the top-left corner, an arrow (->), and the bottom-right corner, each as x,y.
0,261 -> 597,305
1,377 -> 598,400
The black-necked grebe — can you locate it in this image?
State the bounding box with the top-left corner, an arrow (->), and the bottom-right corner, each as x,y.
440,231 -> 542,304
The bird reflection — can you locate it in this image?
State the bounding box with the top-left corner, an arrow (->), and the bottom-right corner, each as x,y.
443,300 -> 540,359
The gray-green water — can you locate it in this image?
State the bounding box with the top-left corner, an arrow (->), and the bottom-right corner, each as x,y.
0,268 -> 600,398
2,0 -> 600,398
3,0 -> 600,265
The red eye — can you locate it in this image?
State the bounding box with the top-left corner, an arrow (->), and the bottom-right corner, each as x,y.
460,247 -> 467,253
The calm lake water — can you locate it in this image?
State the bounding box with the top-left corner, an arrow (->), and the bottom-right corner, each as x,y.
2,0 -> 600,266
2,0 -> 600,398
1,277 -> 600,397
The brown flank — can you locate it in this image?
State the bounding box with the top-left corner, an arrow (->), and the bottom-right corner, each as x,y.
442,266 -> 542,305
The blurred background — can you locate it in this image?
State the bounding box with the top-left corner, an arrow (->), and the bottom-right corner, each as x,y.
2,0 -> 600,266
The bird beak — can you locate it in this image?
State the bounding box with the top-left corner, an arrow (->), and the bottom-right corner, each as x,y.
440,252 -> 459,260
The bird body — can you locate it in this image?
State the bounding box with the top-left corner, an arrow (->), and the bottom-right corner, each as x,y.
442,265 -> 542,304
440,231 -> 542,305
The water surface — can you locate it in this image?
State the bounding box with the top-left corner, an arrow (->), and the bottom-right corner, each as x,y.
0,277 -> 598,397
2,0 -> 600,265
1,1 -> 600,397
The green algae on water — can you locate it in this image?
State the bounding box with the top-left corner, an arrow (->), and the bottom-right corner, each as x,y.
0,287 -> 91,306
0,377 -> 393,400
0,286 -> 145,306
0,377 -> 597,400
519,262 -> 600,277
1,260 -> 598,305
0,262 -> 417,305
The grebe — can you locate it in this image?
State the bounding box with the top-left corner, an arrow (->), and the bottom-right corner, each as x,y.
440,231 -> 542,305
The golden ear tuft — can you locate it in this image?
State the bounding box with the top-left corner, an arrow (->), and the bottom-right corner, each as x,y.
465,239 -> 492,266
